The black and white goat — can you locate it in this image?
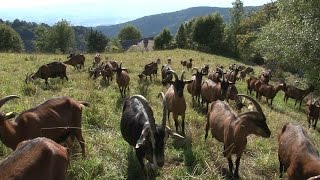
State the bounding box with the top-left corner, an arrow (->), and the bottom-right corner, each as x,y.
120,93 -> 184,174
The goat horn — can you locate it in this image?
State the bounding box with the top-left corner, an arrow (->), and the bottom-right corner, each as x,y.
168,70 -> 178,80
192,67 -> 199,74
180,70 -> 185,80
158,92 -> 167,128
0,95 -> 20,108
237,94 -> 264,116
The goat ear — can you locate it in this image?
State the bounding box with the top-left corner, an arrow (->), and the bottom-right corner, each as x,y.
4,112 -> 16,120
135,127 -> 149,148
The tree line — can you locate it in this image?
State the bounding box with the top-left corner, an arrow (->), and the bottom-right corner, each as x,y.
1,0 -> 319,84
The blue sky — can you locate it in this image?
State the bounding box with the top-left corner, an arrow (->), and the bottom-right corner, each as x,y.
0,0 -> 273,26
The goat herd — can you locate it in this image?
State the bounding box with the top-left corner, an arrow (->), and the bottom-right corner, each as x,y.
0,53 -> 319,179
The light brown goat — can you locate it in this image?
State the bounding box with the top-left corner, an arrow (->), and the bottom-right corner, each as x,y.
257,82 -> 286,106
278,123 -> 320,179
187,67 -> 207,107
114,62 -> 130,97
306,97 -> 320,129
165,71 -> 193,135
205,94 -> 271,178
0,137 -> 69,180
238,67 -> 254,81
0,95 -> 89,158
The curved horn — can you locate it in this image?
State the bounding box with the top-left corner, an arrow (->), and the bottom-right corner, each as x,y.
0,95 -> 20,108
158,92 -> 167,128
192,67 -> 199,74
237,94 -> 264,116
180,70 -> 185,80
168,70 -> 178,80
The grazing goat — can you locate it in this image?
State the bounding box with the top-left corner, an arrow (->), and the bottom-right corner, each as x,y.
186,58 -> 193,71
0,95 -> 89,158
187,67 -> 207,107
138,62 -> 158,81
89,61 -> 114,83
26,61 -> 68,86
284,85 -> 315,108
165,71 -> 193,135
0,137 -> 69,180
257,82 -> 286,106
64,54 -> 85,70
238,67 -> 254,81
278,123 -> 320,179
205,94 -> 271,178
121,93 -> 183,173
114,63 -> 130,97
161,64 -> 173,86
306,97 -> 320,129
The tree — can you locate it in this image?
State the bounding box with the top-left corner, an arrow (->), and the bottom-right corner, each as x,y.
255,0 -> 320,83
192,13 -> 225,53
175,24 -> 187,48
0,23 -> 24,52
49,20 -> 75,54
87,28 -> 109,53
118,25 -> 141,41
228,0 -> 244,56
154,28 -> 173,50
106,38 -> 123,53
33,26 -> 50,52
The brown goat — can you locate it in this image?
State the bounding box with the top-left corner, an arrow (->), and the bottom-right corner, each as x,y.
26,61 -> 68,86
187,67 -> 207,107
0,95 -> 89,158
138,62 -> 158,81
226,66 -> 240,83
257,82 -> 286,106
114,63 -> 130,97
208,67 -> 224,83
205,94 -> 271,178
278,123 -> 320,179
64,54 -> 85,70
0,137 -> 69,180
306,97 -> 320,129
186,58 -> 193,71
238,67 -> 254,81
165,71 -> 193,135
246,76 -> 258,96
284,85 -> 315,108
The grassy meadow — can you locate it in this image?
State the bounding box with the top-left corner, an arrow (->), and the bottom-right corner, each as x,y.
0,49 -> 319,179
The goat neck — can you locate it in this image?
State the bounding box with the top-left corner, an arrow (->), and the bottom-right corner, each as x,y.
0,114 -> 20,149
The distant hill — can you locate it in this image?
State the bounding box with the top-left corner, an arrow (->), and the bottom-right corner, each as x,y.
95,6 -> 260,38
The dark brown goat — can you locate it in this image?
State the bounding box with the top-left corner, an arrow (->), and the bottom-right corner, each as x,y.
26,61 -> 68,86
0,95 -> 89,158
246,76 -> 258,96
208,67 -> 224,83
89,61 -> 114,83
138,62 -> 158,81
306,97 -> 320,129
284,85 -> 315,108
205,94 -> 270,178
180,60 -> 187,69
64,54 -> 85,70
278,123 -> 320,179
257,82 -> 286,106
0,137 -> 69,180
161,64 -> 173,86
186,58 -> 193,71
226,66 -> 240,83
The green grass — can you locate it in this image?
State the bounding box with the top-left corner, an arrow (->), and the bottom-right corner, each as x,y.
0,49 -> 319,179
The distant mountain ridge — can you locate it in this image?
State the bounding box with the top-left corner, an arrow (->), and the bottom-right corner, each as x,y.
95,6 -> 260,38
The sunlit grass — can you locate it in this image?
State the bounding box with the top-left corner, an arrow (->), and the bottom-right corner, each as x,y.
0,49 -> 318,179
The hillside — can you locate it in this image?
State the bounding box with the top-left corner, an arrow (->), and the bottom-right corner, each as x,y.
0,49 -> 318,179
96,6 -> 260,37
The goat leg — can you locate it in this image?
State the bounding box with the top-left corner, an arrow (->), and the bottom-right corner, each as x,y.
182,115 -> 185,136
234,156 -> 241,178
204,121 -> 209,140
279,158 -> 284,178
173,113 -> 179,133
308,117 -> 311,128
227,157 -> 233,176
